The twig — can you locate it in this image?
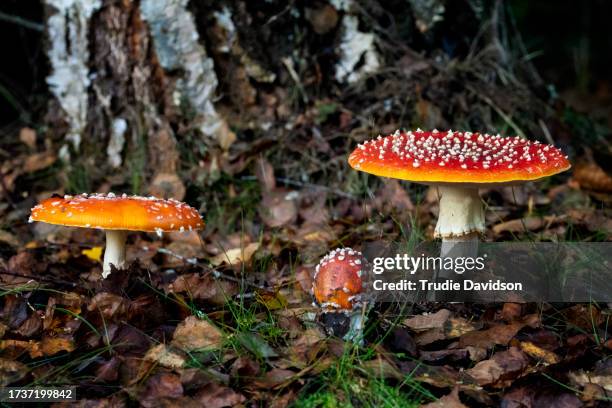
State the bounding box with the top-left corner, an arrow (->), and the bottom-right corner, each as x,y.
538,119 -> 555,145
0,269 -> 77,287
281,57 -> 309,104
264,1 -> 294,26
0,11 -> 44,32
467,85 -> 526,139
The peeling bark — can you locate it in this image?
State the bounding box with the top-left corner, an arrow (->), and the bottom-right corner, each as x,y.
140,0 -> 235,149
45,0 -> 101,153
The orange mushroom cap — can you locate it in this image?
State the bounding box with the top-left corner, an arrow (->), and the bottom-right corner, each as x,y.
313,248 -> 365,311
349,129 -> 571,185
29,193 -> 204,233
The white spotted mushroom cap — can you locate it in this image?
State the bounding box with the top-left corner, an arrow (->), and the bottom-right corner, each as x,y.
313,248 -> 365,311
29,193 -> 204,233
349,129 -> 571,186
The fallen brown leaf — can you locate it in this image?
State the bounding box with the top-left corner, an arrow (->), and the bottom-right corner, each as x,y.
421,387 -> 467,408
254,368 -> 296,388
568,360 -> 612,392
171,316 -> 224,352
230,356 -> 261,380
305,4 -> 338,34
193,382 -> 246,408
19,127 -> 37,148
405,309 -> 478,345
493,216 -> 559,235
574,161 -> 612,192
459,314 -> 540,349
210,242 -> 260,266
0,357 -> 28,386
145,344 -> 186,369
519,341 -> 560,365
167,273 -> 238,305
465,347 -> 530,387
259,190 -> 298,228
88,292 -> 129,319
23,151 -> 56,173
404,309 -> 452,331
138,372 -> 184,408
40,337 -> 75,356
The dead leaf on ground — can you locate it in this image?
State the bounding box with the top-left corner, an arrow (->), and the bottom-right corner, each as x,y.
421,387 -> 467,408
253,368 -> 296,389
138,372 -> 184,408
40,337 -> 75,356
404,309 -> 452,331
404,309 -> 478,345
23,151 -> 56,173
465,347 -> 530,387
568,360 -> 612,392
94,357 -> 121,382
230,356 -> 261,380
459,314 -> 540,349
493,216 -> 560,235
519,341 -> 560,365
19,127 -> 37,148
259,190 -> 298,228
0,339 -> 41,358
0,357 -> 28,386
149,172 -> 186,201
88,292 -> 129,319
144,344 -> 186,369
167,273 -> 239,304
299,194 -> 330,226
15,311 -> 43,337
210,242 -> 260,266
294,265 -> 313,294
574,161 -> 612,192
171,316 -> 224,352
374,179 -> 414,215
193,382 -> 246,408
305,4 -> 338,34
361,356 -> 403,380
501,303 -> 523,321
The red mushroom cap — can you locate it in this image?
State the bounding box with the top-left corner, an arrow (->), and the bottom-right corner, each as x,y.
29,193 -> 204,233
313,248 -> 365,311
348,129 -> 571,185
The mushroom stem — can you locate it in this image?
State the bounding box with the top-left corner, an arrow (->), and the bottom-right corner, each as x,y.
435,186 -> 484,238
344,306 -> 368,345
432,186 -> 483,301
103,230 -> 128,278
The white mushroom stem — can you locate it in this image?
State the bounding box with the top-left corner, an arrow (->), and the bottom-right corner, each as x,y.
431,186 -> 484,301
434,186 -> 484,238
103,230 -> 128,278
344,308 -> 367,345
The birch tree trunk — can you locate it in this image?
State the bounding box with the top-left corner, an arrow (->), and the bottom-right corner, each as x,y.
44,0 -> 234,199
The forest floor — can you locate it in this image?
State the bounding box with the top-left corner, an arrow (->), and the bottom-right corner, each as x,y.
1,1 -> 612,407
1,129 -> 611,407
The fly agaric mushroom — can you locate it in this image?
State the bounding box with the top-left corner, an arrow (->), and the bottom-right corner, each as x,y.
348,130 -> 571,292
29,193 -> 204,278
312,248 -> 368,342
349,129 -> 570,240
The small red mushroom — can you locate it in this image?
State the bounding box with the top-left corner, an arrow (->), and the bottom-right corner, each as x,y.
313,247 -> 365,310
312,248 -> 369,342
